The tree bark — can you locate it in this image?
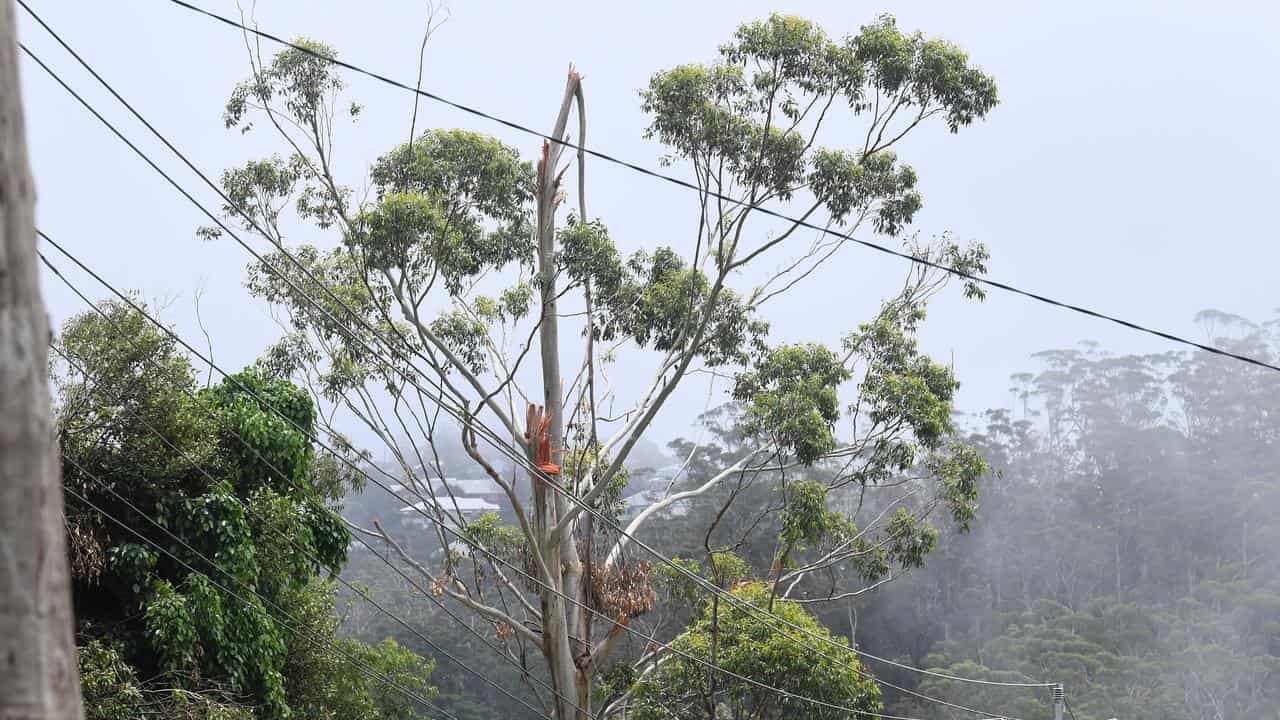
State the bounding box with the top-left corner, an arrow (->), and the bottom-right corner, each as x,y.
0,1 -> 85,717
535,68 -> 587,720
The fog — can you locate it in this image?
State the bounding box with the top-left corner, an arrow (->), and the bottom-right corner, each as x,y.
340,320 -> 1280,719
848,321 -> 1280,718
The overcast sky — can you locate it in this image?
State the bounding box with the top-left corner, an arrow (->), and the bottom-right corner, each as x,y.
18,0 -> 1280,449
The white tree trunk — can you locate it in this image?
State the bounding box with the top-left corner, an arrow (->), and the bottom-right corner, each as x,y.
0,1 -> 85,717
535,69 -> 588,720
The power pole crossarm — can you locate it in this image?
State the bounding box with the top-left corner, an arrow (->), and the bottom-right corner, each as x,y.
0,0 -> 85,717
1053,683 -> 1065,720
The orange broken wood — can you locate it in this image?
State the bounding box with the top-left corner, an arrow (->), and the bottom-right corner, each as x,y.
525,403 -> 561,475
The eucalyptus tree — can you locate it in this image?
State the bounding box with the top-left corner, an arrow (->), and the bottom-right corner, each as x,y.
628,582 -> 882,720
209,14 -> 997,718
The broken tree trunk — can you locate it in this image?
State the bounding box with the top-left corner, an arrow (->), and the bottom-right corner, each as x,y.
534,67 -> 588,720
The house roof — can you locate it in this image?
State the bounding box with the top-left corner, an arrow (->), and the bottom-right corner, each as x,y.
399,497 -> 500,514
430,477 -> 503,496
621,488 -> 690,517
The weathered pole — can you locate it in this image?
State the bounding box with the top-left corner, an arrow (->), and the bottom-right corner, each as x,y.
0,1 -> 85,717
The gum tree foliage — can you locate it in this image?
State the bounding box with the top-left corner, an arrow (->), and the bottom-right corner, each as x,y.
629,583 -> 881,720
54,301 -> 435,720
207,14 -> 996,719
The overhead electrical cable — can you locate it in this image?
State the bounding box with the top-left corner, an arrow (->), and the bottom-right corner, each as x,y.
48,341 -> 562,720
19,9 -> 1051,704
41,241 -> 1018,720
60,461 -> 459,720
19,30 -> 1043,709
152,0 -> 1280,376
43,248 -> 935,720
20,32 -> 1037,705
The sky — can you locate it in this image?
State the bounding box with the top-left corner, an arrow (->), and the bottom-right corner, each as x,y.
17,0 -> 1280,451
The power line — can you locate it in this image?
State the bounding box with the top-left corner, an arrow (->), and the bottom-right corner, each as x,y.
16,33 -> 1031,706
41,261 -> 574,717
15,6 -> 1221,701
10,15 -> 1258,714
22,4 -> 1058,710
15,27 -> 1038,702
156,0 -> 1280,376
39,247 -> 910,719
13,37 -> 613,714
35,240 -> 580,716
59,459 -> 456,720
16,13 -> 559,543
45,285 -> 580,717
17,13 -> 1048,705
49,340 -> 559,720
40,239 -> 1012,720
19,10 -> 1253,705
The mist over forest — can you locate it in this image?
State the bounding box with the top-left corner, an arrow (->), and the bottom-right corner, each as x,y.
341,310 -> 1280,720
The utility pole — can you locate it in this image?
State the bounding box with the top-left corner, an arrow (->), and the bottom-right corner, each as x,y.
1053,683 -> 1066,720
0,1 -> 85,718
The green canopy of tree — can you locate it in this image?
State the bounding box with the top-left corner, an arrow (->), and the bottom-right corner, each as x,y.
205,11 -> 997,719
629,582 -> 881,720
55,300 -> 436,720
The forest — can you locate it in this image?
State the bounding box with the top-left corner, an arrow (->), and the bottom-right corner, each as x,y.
338,313 -> 1280,720
56,296 -> 1280,720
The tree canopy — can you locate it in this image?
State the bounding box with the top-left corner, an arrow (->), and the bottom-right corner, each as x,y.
629,582 -> 881,720
200,11 -> 997,719
56,300 -> 436,720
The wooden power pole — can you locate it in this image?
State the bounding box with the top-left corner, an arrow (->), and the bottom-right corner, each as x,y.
0,1 -> 85,717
